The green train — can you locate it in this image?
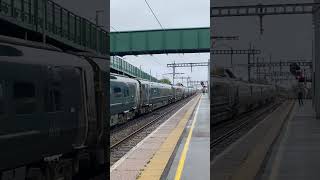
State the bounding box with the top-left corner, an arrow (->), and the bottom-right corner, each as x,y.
110,73 -> 197,127
0,35 -> 107,180
212,68 -> 276,125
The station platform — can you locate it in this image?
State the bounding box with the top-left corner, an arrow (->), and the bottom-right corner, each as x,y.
165,94 -> 210,180
259,100 -> 320,180
212,99 -> 320,180
211,100 -> 295,180
110,93 -> 209,180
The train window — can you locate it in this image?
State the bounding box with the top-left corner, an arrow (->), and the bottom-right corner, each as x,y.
14,82 -> 35,98
45,87 -> 62,112
152,88 -> 159,96
113,87 -> 122,97
124,88 -> 129,97
0,45 -> 23,56
114,87 -> 121,93
14,82 -> 36,114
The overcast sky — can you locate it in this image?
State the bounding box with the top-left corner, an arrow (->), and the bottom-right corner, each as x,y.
211,0 -> 313,87
110,0 -> 209,85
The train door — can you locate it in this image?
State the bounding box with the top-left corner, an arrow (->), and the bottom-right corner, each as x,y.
122,83 -> 130,112
128,83 -> 137,109
0,62 -> 47,171
142,84 -> 150,105
46,66 -> 82,154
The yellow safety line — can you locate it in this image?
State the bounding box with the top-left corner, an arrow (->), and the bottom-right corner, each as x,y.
174,95 -> 202,180
137,95 -> 201,180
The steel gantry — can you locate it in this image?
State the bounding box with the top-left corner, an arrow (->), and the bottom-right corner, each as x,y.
211,36 -> 239,45
211,48 -> 261,81
189,80 -> 209,86
211,49 -> 261,55
239,59 -> 312,81
211,3 -> 319,17
174,76 -> 191,87
249,61 -> 312,67
211,2 -> 320,34
167,62 -> 209,86
211,36 -> 239,40
167,62 -> 209,72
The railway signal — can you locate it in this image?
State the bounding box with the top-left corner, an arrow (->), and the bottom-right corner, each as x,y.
290,63 -> 301,76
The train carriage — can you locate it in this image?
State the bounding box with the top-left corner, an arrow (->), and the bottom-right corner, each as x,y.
212,67 -> 277,125
0,35 -> 107,179
137,80 -> 152,114
173,85 -> 185,101
148,82 -> 173,110
110,73 -> 197,127
110,74 -> 140,126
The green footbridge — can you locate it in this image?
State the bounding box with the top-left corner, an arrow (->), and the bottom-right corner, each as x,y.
110,28 -> 210,56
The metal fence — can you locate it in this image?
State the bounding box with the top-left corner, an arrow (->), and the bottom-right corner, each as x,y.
111,56 -> 158,82
0,0 -> 108,55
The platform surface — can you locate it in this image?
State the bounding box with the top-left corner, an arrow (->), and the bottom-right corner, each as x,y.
166,94 -> 210,180
211,101 -> 294,180
259,100 -> 320,180
110,95 -> 201,180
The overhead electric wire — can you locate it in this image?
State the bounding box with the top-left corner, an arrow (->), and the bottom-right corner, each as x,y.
144,0 -> 165,30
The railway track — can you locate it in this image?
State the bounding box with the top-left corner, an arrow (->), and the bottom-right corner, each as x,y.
211,100 -> 283,158
110,94 -> 196,166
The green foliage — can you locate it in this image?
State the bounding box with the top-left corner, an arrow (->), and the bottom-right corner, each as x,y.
159,78 -> 171,85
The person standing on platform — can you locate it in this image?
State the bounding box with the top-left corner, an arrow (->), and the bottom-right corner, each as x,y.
298,90 -> 304,106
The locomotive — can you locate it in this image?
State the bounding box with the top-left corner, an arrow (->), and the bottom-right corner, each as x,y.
0,35 -> 108,180
110,73 -> 197,127
212,68 -> 276,125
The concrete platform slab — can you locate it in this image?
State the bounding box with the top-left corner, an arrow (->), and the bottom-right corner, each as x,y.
166,94 -> 210,180
110,95 -> 201,180
259,100 -> 320,180
211,100 -> 294,180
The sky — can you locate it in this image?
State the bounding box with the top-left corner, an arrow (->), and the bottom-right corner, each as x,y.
110,0 -> 210,85
211,0 -> 313,87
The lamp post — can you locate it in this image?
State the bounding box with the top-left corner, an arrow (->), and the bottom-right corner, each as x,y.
95,10 -> 104,27
95,10 -> 104,52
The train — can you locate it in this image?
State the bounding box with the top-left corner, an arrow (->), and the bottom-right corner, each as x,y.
212,68 -> 276,125
0,35 -> 108,180
110,73 -> 197,127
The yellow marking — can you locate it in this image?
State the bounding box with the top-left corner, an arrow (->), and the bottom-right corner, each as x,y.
138,95 -> 201,180
174,95 -> 202,180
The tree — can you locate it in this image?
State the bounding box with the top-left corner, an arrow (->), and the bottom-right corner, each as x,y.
159,78 -> 171,85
